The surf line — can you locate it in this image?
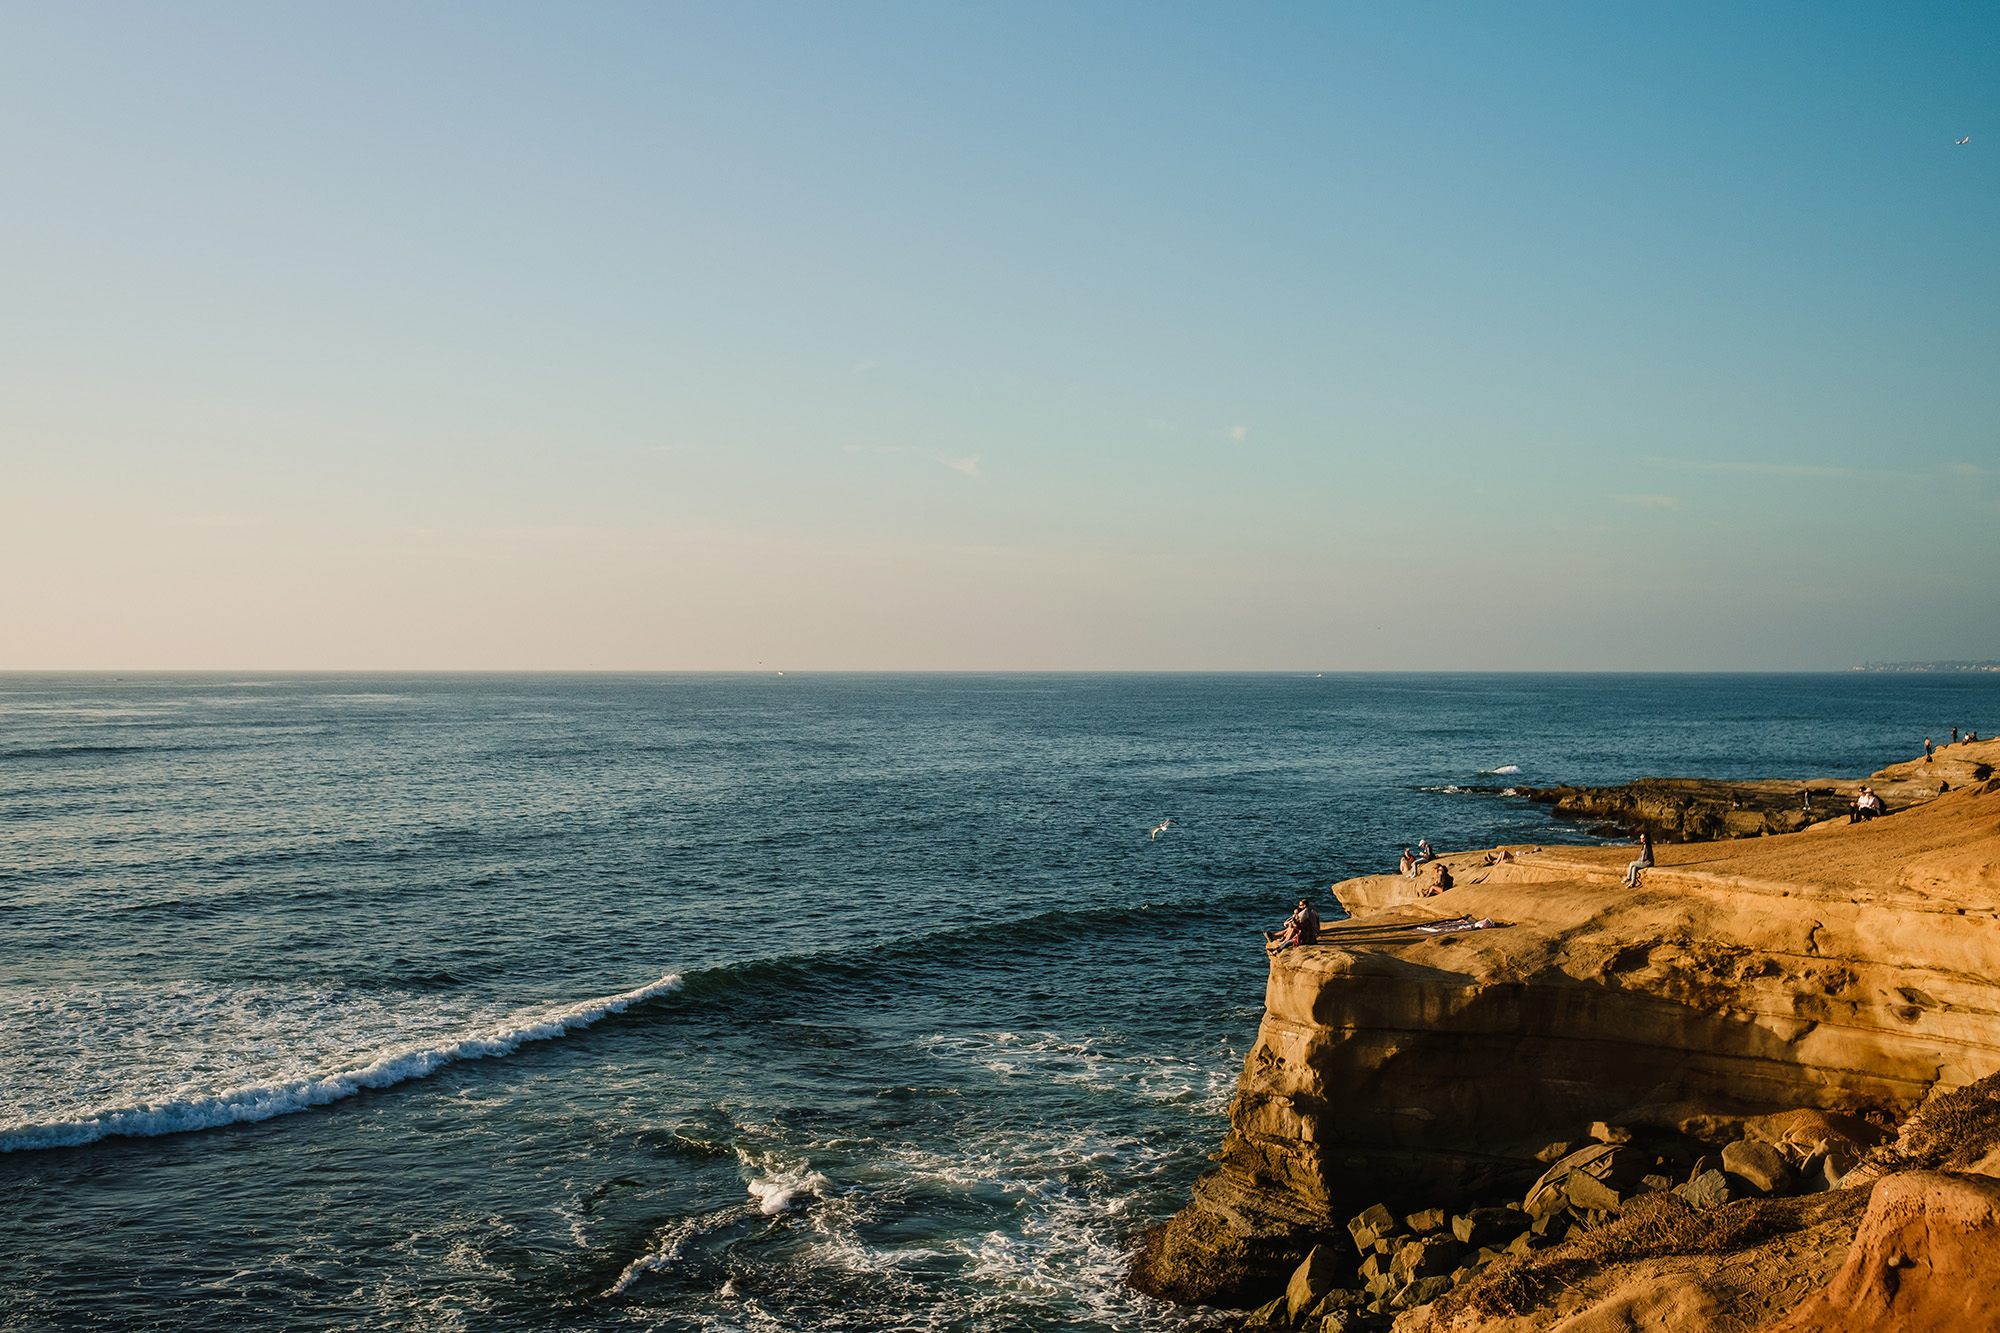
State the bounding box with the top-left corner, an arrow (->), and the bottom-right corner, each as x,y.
0,973 -> 683,1154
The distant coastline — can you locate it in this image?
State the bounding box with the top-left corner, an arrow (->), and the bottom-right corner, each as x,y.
1850,660 -> 2000,672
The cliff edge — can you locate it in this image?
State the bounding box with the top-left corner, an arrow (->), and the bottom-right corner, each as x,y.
1131,740 -> 2000,1316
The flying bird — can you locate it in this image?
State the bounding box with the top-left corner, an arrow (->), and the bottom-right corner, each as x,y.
1149,819 -> 1172,840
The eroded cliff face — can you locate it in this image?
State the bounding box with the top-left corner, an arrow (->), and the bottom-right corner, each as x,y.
1131,753 -> 2000,1309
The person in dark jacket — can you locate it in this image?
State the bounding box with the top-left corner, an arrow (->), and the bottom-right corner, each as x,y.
1623,832 -> 1654,888
1265,898 -> 1322,952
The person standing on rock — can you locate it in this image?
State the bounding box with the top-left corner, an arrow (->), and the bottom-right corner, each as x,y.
1925,738 -> 1934,762
1623,832 -> 1653,888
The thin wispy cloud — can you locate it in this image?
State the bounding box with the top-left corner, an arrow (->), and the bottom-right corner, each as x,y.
941,455 -> 982,479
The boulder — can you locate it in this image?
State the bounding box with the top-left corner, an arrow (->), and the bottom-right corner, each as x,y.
1347,1203 -> 1399,1253
1566,1170 -> 1624,1213
1722,1138 -> 1792,1195
1529,1208 -> 1570,1238
1590,1121 -> 1634,1144
1762,1170 -> 2000,1332
1242,1295 -> 1287,1326
1306,1288 -> 1363,1317
1389,1235 -> 1463,1282
1285,1245 -> 1344,1322
1524,1142 -> 1647,1217
1404,1206 -> 1447,1234
1405,1274 -> 1455,1306
1450,1206 -> 1529,1248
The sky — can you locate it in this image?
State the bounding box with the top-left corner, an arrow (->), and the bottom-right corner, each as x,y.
3,2 -> 1996,670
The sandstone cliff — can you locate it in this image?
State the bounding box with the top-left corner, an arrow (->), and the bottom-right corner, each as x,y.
1131,740 -> 2000,1317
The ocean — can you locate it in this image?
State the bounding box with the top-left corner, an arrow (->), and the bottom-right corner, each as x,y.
5,672 -> 1997,1332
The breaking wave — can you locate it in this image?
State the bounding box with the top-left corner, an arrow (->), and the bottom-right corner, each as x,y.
0,974 -> 681,1153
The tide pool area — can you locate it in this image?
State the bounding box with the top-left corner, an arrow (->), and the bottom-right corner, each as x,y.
5,672 -> 1996,1332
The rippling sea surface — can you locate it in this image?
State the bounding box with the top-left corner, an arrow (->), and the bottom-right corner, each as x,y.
6,672 -> 1998,1331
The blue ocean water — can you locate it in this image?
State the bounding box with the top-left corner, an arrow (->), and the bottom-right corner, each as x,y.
4,672 -> 1997,1331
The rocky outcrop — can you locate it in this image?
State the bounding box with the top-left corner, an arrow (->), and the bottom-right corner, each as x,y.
1130,749 -> 2000,1313
1762,1171 -> 2000,1333
1515,739 -> 1995,842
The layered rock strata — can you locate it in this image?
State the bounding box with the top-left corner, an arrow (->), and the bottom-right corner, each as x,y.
1130,743 -> 2000,1309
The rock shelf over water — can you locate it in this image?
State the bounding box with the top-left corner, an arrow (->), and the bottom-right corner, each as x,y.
1133,739 -> 2000,1332
1515,743 -> 1994,842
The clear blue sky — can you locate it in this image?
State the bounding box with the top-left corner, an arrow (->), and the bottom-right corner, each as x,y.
4,3 -> 1995,669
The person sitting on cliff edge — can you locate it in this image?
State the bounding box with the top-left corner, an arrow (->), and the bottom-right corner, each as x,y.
1414,839 -> 1435,865
1265,898 -> 1321,953
1422,862 -> 1455,896
1849,786 -> 1886,823
1398,848 -> 1417,878
1623,831 -> 1654,888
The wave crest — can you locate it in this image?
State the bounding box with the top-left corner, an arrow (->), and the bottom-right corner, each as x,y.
0,974 -> 681,1154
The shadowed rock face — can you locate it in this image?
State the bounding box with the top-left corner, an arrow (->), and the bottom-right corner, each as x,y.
1129,759 -> 2000,1309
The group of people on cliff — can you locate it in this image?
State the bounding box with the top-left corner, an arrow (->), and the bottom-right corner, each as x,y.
1925,729 -> 1983,761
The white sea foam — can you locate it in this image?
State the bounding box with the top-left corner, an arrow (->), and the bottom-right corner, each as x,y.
0,973 -> 680,1153
1489,764 -> 1522,774
916,1029 -> 1237,1114
604,1149 -> 827,1296
746,1162 -> 828,1214
605,1204 -> 758,1295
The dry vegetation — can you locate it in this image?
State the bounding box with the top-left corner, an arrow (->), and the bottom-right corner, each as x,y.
1893,1070 -> 2000,1171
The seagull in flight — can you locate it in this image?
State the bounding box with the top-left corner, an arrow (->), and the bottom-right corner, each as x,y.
1958,137 -> 1972,145
1149,818 -> 1172,840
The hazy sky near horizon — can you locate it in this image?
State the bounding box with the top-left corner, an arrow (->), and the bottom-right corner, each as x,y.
4,3 -> 1997,670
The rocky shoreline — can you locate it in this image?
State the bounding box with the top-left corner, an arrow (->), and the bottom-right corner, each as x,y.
1513,740 -> 1992,842
1132,738 -> 2000,1332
